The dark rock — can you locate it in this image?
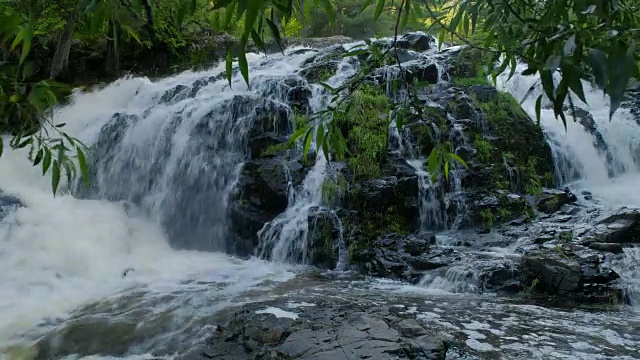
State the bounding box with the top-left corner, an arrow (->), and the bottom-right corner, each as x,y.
520,248 -> 625,304
466,85 -> 498,103
350,233 -> 439,282
249,133 -> 287,159
589,207 -> 640,243
251,101 -> 293,138
397,33 -> 435,52
588,242 -> 624,254
229,159 -> 308,255
404,62 -> 441,84
521,252 -> 583,295
0,191 -> 21,221
299,62 -> 338,83
306,208 -> 343,269
536,188 -> 578,214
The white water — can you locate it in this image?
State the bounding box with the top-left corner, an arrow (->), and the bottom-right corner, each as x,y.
257,55 -> 359,265
496,66 -> 640,208
0,50 -> 328,352
497,64 -> 640,308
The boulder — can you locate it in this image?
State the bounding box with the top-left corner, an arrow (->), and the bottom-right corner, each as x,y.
535,188 -> 578,214
0,191 -> 22,221
248,133 -> 288,159
349,233 -> 438,283
520,248 -> 624,304
589,207 -> 640,243
307,208 -> 344,269
397,33 -> 435,52
229,159 -> 308,255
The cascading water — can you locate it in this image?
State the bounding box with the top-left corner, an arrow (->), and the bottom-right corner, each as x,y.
0,48 -> 332,354
256,56 -> 358,266
497,64 -> 640,308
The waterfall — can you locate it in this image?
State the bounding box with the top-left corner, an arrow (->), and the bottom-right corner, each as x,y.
496,65 -> 640,208
497,64 -> 640,307
0,48 -> 332,350
257,56 -> 358,265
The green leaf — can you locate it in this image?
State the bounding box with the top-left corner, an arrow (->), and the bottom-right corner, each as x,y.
243,0 -> 262,37
444,159 -> 449,180
302,127 -> 313,161
265,18 -> 283,51
0,137 -> 3,158
33,149 -> 44,166
42,148 -> 52,175
52,160 -> 61,196
250,29 -> 265,51
238,40 -> 250,87
535,95 -> 542,125
562,63 -> 587,103
317,82 -> 336,93
360,0 -> 374,13
586,48 -> 608,90
540,69 -> 556,102
225,49 -> 233,87
427,147 -> 437,174
287,124 -> 311,146
322,0 -> 335,24
448,152 -> 469,169
563,34 -> 576,56
76,146 -> 90,185
374,0 -> 385,21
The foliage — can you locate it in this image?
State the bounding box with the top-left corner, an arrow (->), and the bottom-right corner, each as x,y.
333,86 -> 391,180
321,174 -> 347,206
473,134 -> 493,163
427,0 -> 640,124
1,0 -> 639,195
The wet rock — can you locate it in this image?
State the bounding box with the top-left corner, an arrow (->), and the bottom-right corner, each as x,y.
520,248 -> 624,304
403,62 -> 441,84
589,207 -> 640,243
521,252 -> 583,295
306,208 -> 343,269
536,188 -> 578,214
251,101 -> 293,138
350,233 -> 439,282
200,296 -> 447,360
588,242 -> 624,254
0,191 -> 22,221
229,159 -> 308,255
299,61 -> 338,83
249,133 -> 288,159
466,85 -> 498,103
397,33 -> 435,52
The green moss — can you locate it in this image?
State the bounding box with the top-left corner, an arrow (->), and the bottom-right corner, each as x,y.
497,207 -> 511,220
260,142 -> 292,157
453,76 -> 490,87
479,208 -> 495,228
295,114 -> 309,128
334,86 -> 392,181
474,134 -> 493,163
321,175 -> 347,206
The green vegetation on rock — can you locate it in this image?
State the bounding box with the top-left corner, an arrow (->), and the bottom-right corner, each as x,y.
334,86 -> 392,181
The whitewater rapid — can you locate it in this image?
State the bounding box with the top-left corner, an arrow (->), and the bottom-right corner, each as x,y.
496,67 -> 640,208
0,55 -> 307,351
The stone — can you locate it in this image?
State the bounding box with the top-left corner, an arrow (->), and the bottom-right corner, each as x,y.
589,207 -> 640,243
0,191 -> 22,221
398,33 -> 435,52
519,248 -> 624,304
520,252 -> 582,295
536,188 -> 578,214
396,319 -> 427,337
588,242 -> 624,254
248,133 -> 287,159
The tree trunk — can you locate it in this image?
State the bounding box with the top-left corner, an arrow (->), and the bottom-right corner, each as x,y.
49,14 -> 75,80
105,21 -> 121,77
